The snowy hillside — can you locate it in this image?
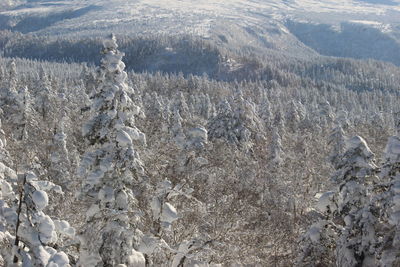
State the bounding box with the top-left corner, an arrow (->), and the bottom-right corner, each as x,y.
1,0 -> 400,64
2,1 -> 400,266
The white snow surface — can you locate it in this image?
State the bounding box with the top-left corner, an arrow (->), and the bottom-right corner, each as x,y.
32,190 -> 49,211
1,0 -> 399,37
161,202 -> 179,224
127,249 -> 145,267
1,0 -> 400,65
53,220 -> 75,238
316,191 -> 336,213
47,252 -> 70,267
138,234 -> 161,254
384,136 -> 400,163
308,223 -> 322,243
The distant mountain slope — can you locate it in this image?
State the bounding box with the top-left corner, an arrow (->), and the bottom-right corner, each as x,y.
0,0 -> 399,65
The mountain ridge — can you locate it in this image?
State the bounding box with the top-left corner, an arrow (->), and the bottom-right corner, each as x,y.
1,0 -> 400,65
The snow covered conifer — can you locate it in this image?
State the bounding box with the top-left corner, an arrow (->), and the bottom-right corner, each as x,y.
49,93 -> 71,189
331,136 -> 377,186
259,96 -> 272,129
200,93 -> 213,120
77,34 -> 145,267
332,136 -> 377,266
298,136 -> 378,266
208,99 -> 251,147
81,63 -> 97,95
233,91 -> 261,141
9,87 -> 40,172
319,100 -> 334,129
0,60 -> 19,128
35,68 -> 55,120
378,136 -> 400,266
174,92 -> 190,120
269,129 -> 284,165
171,108 -> 186,148
15,86 -> 31,141
395,111 -> 400,136
328,125 -> 346,169
285,100 -> 302,130
272,108 -> 285,134
3,59 -> 18,103
207,99 -> 235,143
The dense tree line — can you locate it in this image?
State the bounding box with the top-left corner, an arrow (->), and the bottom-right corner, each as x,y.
1,30 -> 400,89
0,35 -> 399,266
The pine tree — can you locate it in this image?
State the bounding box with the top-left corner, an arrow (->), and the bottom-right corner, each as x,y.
49,93 -> 71,190
14,86 -> 34,142
170,108 -> 186,148
268,129 -> 284,165
208,99 -> 251,147
207,99 -> 235,143
2,59 -> 18,104
34,67 -> 55,120
77,34 -> 145,267
174,92 -> 190,121
9,86 -> 40,168
259,96 -> 272,129
378,135 -> 400,266
328,125 -> 346,169
298,136 -> 378,266
81,63 -> 97,95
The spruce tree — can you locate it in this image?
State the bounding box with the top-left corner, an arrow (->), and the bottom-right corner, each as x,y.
298,136 -> 378,266
378,136 -> 400,266
77,34 -> 145,267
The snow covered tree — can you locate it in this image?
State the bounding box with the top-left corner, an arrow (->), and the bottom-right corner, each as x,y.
0,115 -> 73,266
77,34 -> 146,267
81,63 -> 97,95
186,126 -> 208,151
298,136 -> 378,266
170,108 -> 186,148
207,99 -> 251,148
137,179 -> 196,266
233,91 -> 262,143
207,99 -> 235,143
199,93 -> 213,120
49,93 -> 71,190
13,86 -> 34,142
174,92 -> 190,121
297,219 -> 337,266
7,86 -> 41,169
328,125 -> 346,169
259,96 -> 272,129
272,108 -> 285,134
0,118 -> 18,266
318,100 -> 335,131
331,136 -> 378,266
377,136 -> 400,266
285,100 -> 303,131
11,171 -> 73,266
34,68 -> 56,120
268,129 -> 284,165
1,59 -> 18,105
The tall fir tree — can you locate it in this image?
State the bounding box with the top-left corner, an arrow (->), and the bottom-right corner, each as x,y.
77,34 -> 146,267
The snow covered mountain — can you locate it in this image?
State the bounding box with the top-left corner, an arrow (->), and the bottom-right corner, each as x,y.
1,0 -> 400,64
